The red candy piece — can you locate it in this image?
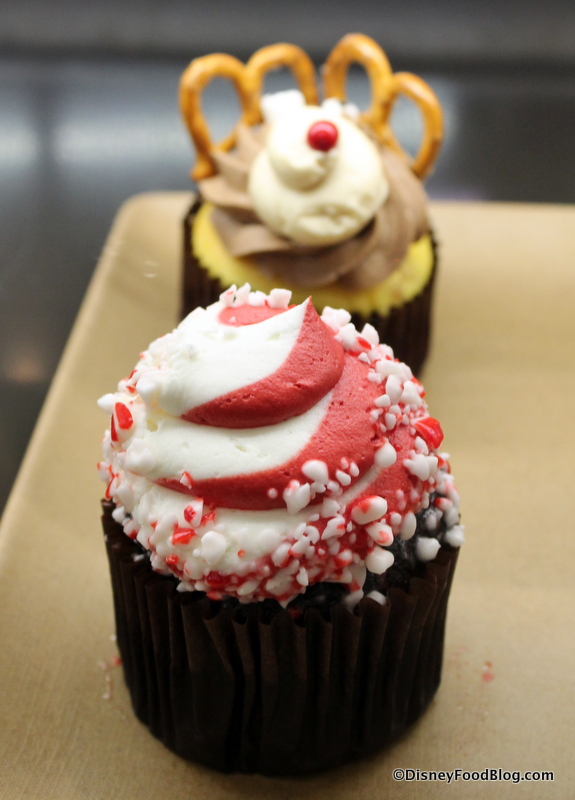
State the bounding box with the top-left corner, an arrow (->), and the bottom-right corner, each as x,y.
180,471 -> 193,488
172,526 -> 195,546
201,509 -> 216,526
307,120 -> 338,152
165,554 -> 179,567
205,571 -> 229,589
413,417 -> 444,450
183,504 -> 198,524
114,402 -> 133,430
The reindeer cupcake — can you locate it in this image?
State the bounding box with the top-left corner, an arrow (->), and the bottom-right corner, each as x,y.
180,35 -> 443,373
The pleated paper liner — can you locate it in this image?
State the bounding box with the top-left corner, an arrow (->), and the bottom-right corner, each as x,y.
182,200 -> 438,376
102,501 -> 458,775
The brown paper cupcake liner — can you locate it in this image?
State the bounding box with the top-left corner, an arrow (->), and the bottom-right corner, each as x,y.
182,200 -> 438,376
102,500 -> 458,775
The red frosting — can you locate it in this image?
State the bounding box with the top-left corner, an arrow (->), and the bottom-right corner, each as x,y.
218,303 -> 288,326
183,300 -> 345,429
158,355 -> 386,509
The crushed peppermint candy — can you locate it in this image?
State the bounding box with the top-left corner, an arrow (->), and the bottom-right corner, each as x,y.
98,287 -> 463,607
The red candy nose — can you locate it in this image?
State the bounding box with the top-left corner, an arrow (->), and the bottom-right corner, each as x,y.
307,120 -> 339,152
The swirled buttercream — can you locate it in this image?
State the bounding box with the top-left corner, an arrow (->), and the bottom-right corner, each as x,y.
248,93 -> 388,245
197,91 -> 429,290
99,285 -> 462,605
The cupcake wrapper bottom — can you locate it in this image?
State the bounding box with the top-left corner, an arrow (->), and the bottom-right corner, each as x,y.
103,501 -> 458,775
182,202 -> 438,376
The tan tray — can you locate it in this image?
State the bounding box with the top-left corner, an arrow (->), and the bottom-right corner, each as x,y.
1,193 -> 574,799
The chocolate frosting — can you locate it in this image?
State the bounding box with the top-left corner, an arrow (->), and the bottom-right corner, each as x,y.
198,123 -> 430,290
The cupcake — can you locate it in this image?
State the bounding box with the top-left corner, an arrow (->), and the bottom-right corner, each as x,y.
98,285 -> 463,775
180,34 -> 444,374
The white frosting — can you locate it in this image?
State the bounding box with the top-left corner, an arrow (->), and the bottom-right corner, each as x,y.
128,392 -> 331,482
248,92 -> 388,246
135,299 -> 308,416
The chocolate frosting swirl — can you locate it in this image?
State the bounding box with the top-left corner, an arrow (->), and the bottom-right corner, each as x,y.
197,123 -> 430,290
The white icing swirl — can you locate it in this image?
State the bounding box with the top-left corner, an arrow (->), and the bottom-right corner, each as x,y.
248,93 -> 388,246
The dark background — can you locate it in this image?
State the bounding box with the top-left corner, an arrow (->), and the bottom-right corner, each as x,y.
1,0 -> 574,513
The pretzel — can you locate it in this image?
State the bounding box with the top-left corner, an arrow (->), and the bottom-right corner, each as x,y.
386,72 -> 444,179
243,44 -> 318,126
180,45 -> 318,181
180,36 -> 443,182
179,54 -> 252,181
323,34 -> 443,178
323,33 -> 394,140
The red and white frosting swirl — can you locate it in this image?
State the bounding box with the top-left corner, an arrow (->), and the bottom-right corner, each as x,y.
98,286 -> 462,605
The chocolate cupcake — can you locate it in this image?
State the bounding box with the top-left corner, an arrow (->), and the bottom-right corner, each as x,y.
180,34 -> 444,374
98,285 -> 463,774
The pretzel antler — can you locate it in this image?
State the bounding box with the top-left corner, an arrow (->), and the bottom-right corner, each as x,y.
323,33 -> 394,139
323,33 -> 443,178
243,43 -> 319,125
180,36 -> 443,183
386,72 -> 443,179
180,45 -> 319,181
179,54 -> 253,181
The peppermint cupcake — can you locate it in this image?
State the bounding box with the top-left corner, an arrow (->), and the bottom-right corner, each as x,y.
98,285 -> 463,775
180,34 -> 443,374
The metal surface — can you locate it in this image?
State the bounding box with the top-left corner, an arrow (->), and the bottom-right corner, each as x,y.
1,53 -> 575,512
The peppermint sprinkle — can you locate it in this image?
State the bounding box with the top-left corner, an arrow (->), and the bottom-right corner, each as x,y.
400,512 -> 417,540
180,471 -> 193,488
321,498 -> 340,517
97,393 -> 116,414
445,524 -> 465,547
374,442 -> 397,468
322,515 -> 346,539
401,380 -> 423,407
296,567 -> 309,586
415,537 -> 441,562
385,412 -> 397,430
375,394 -> 391,408
200,531 -> 227,565
248,290 -> 266,307
365,521 -> 394,546
283,480 -> 311,514
235,283 -> 251,305
302,459 -> 329,485
414,436 -> 429,454
335,469 -> 352,486
268,288 -> 292,309
375,359 -> 403,377
360,323 -> 380,346
404,453 -> 438,481
385,374 -> 403,404
365,547 -> 394,575
351,495 -> 388,525
219,284 -> 237,307
366,590 -> 386,605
